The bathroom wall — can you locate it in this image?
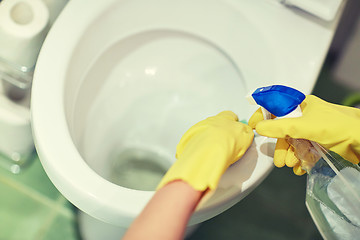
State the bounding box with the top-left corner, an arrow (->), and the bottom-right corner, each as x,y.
333,7 -> 360,92
313,0 -> 360,104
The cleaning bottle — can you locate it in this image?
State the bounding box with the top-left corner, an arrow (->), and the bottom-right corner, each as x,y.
248,85 -> 360,240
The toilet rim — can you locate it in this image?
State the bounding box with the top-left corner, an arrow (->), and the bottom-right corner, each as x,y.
31,0 -> 276,227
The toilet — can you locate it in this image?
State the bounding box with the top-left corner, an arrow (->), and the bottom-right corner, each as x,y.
31,0 -> 342,239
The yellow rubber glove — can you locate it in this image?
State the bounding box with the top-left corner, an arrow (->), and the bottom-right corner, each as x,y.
249,95 -> 360,175
157,111 -> 254,191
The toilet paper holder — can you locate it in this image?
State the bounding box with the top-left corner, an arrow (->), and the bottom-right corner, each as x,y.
0,56 -> 33,101
0,0 -> 69,101
0,0 -> 68,173
0,0 -> 49,100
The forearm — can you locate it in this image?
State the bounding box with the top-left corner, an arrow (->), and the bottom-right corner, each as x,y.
122,180 -> 203,240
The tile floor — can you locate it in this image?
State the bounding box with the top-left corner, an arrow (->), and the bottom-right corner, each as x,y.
0,154 -> 79,240
0,60 -> 356,240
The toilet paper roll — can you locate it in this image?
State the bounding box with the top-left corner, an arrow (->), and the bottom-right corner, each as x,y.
0,0 -> 49,69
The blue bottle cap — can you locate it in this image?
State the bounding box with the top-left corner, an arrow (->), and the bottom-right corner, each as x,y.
252,85 -> 305,117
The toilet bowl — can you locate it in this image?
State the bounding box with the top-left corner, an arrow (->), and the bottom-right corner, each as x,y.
31,0 -> 341,239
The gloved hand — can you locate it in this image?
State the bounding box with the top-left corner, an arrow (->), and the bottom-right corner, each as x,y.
157,111 -> 254,191
249,95 -> 360,175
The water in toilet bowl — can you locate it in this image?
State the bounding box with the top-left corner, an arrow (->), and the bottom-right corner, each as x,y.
109,147 -> 171,191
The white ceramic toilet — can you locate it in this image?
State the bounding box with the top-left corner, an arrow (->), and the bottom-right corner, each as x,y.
31,0 -> 343,239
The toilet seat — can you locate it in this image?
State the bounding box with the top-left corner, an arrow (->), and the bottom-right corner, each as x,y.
32,0 -> 339,228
